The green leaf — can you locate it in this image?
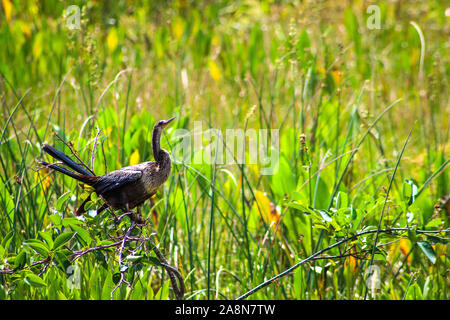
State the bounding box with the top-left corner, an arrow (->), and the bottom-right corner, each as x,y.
284,202 -> 311,214
0,183 -> 15,224
101,272 -> 115,300
38,231 -> 54,248
126,255 -> 143,262
403,179 -> 419,206
69,224 -> 91,246
54,251 -> 71,271
62,217 -> 84,227
24,239 -> 50,256
24,273 -> 47,288
56,192 -> 72,212
49,213 -> 62,226
131,281 -> 145,300
155,279 -> 170,300
112,272 -> 122,285
318,210 -> 332,222
425,218 -> 442,228
52,232 -> 76,250
335,191 -> 348,209
417,241 -> 436,264
14,251 -> 27,269
425,234 -> 448,245
148,257 -> 162,266
1,231 -> 14,254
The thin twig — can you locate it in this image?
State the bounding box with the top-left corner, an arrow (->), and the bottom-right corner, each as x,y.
149,238 -> 185,300
111,220 -> 135,299
71,241 -> 123,262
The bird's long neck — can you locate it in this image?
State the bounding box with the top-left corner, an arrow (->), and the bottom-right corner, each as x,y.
152,126 -> 165,163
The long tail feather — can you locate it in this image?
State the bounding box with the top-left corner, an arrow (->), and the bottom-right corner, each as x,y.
40,161 -> 95,185
42,143 -> 94,176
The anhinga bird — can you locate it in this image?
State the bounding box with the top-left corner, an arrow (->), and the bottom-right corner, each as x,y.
40,117 -> 175,220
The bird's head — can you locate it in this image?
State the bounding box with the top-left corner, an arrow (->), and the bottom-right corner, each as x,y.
154,116 -> 176,130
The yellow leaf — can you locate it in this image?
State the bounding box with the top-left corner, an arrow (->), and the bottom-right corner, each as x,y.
254,190 -> 271,221
129,149 -> 140,166
172,17 -> 184,40
32,32 -> 43,58
107,27 -> 118,52
35,167 -> 52,193
208,60 -> 222,82
344,247 -> 358,273
18,20 -> 32,38
399,238 -> 412,263
2,0 -> 13,22
254,190 -> 280,233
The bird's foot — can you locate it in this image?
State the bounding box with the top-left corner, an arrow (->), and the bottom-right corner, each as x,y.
130,212 -> 147,226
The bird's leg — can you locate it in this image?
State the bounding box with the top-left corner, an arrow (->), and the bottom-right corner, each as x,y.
133,206 -> 146,226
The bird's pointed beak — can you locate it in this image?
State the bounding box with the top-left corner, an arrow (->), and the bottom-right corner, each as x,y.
162,116 -> 176,127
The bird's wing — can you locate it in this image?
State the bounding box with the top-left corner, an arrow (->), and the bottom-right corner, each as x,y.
94,169 -> 143,195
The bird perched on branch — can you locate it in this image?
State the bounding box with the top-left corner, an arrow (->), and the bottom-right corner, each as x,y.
40,117 -> 175,222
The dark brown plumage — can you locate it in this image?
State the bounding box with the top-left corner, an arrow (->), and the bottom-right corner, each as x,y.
41,117 -> 175,218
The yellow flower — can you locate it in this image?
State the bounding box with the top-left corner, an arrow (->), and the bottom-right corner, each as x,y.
107,27 -> 119,52
2,0 -> 13,22
36,167 -> 52,192
332,69 -> 343,86
254,190 -> 281,233
208,60 -> 222,82
129,149 -> 140,166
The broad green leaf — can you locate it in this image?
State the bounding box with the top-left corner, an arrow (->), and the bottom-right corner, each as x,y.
336,191 -> 348,209
38,231 -> 54,248
1,231 -> 14,255
101,272 -> 115,300
131,281 -> 145,300
54,251 -> 71,271
24,273 -> 47,288
69,224 -> 91,246
425,218 -> 442,228
62,217 -> 83,227
49,214 -> 62,226
52,232 -> 76,250
14,251 -> 27,269
0,183 -> 15,225
24,239 -> 50,256
284,202 -> 311,214
417,241 -> 436,264
155,279 -> 170,300
56,192 -> 72,212
318,210 -> 332,222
